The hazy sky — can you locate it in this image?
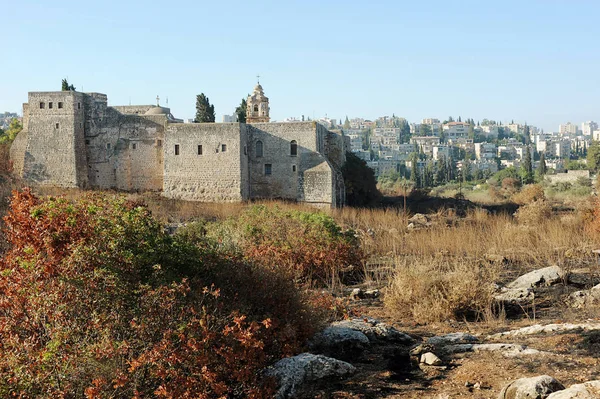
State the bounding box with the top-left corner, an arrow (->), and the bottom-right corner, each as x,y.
1,0 -> 598,131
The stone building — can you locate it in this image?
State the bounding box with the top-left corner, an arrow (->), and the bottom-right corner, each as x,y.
10,84 -> 346,207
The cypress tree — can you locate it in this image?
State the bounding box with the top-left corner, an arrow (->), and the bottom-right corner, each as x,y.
194,93 -> 215,123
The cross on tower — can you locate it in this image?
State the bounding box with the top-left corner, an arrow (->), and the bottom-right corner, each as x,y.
156,95 -> 160,106
256,74 -> 260,84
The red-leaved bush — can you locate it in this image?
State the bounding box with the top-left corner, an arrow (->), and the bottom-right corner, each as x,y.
0,189 -> 319,398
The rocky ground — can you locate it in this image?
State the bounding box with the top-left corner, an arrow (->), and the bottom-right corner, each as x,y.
268,265 -> 600,399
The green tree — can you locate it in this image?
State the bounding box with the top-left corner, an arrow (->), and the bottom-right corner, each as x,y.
235,97 -> 247,123
537,152 -> 547,177
342,152 -> 381,206
343,116 -> 350,129
61,78 -> 75,91
520,146 -> 534,184
399,119 -> 411,143
194,93 -> 215,123
587,141 -> 600,171
410,153 -> 420,187
420,124 -> 432,136
435,156 -> 447,185
463,160 -> 472,182
0,119 -> 23,144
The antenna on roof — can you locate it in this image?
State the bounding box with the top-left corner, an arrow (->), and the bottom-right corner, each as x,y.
156,95 -> 160,106
257,74 -> 260,84
166,97 -> 169,106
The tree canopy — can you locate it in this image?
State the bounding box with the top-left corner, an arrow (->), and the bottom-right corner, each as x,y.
194,93 -> 215,123
61,78 -> 76,91
0,119 -> 23,144
235,97 -> 247,123
342,152 -> 381,206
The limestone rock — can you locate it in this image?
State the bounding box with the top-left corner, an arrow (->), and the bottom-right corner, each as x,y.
488,323 -> 600,340
546,380 -> 600,398
349,288 -> 380,300
444,343 -> 542,357
506,266 -> 565,290
408,213 -> 430,225
266,353 -> 356,399
332,318 -> 414,344
427,332 -> 479,346
309,326 -> 369,360
567,284 -> 600,308
494,286 -> 534,304
420,352 -> 443,366
498,375 -> 565,399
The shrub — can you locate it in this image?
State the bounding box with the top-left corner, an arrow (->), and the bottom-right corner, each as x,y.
384,257 -> 500,323
206,205 -> 364,288
512,184 -> 545,205
514,199 -> 553,225
0,190 -> 318,398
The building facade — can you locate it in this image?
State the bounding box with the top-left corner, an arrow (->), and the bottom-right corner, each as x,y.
10,84 -> 346,207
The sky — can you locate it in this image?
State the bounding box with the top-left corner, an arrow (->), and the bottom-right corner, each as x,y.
1,0 -> 599,132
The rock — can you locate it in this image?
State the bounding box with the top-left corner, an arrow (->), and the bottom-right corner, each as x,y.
498,375 -> 565,399
546,380 -> 600,398
420,352 -> 443,366
332,318 -> 414,344
486,254 -> 507,264
309,326 -> 370,360
444,343 -> 542,357
567,284 -> 600,308
349,288 -> 362,300
364,289 -> 380,299
266,353 -> 356,399
506,266 -> 565,290
427,332 -> 479,346
348,288 -> 380,300
488,323 -> 600,340
408,213 -> 429,225
494,286 -> 535,304
410,343 -> 435,356
567,273 -> 600,288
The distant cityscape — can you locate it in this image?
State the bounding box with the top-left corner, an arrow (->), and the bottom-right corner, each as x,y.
0,112 -> 19,130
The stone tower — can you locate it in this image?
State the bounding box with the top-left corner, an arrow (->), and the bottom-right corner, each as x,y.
246,80 -> 270,123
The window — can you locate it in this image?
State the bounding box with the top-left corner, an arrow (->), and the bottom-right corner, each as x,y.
254,105 -> 259,113
106,143 -> 111,150
221,144 -> 227,152
256,140 -> 263,157
174,144 -> 180,155
49,102 -> 53,109
132,143 -> 137,150
156,139 -> 162,147
292,165 -> 297,172
85,139 -> 90,145
55,123 -> 59,129
197,145 -> 203,155
290,140 -> 297,156
264,164 -> 272,176
58,102 -> 63,109
77,102 -> 81,110
40,102 -> 45,109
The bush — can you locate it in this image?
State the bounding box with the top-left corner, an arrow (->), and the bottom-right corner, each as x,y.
0,190 -> 319,398
514,199 -> 553,225
205,205 -> 364,288
512,184 -> 545,205
385,257 -> 500,323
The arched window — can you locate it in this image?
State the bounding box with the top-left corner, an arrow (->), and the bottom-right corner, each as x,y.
256,140 -> 263,157
254,105 -> 259,113
290,140 -> 297,156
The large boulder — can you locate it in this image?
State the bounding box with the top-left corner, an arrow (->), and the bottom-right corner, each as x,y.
309,326 -> 370,360
266,353 -> 356,399
546,380 -> 600,398
427,332 -> 479,346
498,375 -> 565,399
506,266 -> 565,290
332,318 -> 414,344
567,284 -> 600,308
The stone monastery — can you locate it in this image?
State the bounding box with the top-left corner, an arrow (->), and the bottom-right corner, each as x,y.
10,83 -> 347,207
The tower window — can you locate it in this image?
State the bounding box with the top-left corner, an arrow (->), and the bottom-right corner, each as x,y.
132,143 -> 137,150
175,144 -> 180,155
197,145 -> 203,155
290,140 -> 297,156
254,105 -> 259,113
78,102 -> 81,110
265,164 -> 272,176
221,144 -> 227,152
55,123 -> 59,129
292,165 -> 297,172
49,102 -> 53,109
256,140 -> 263,157
156,139 -> 162,147
40,102 -> 45,109
58,102 -> 63,109
106,143 -> 111,150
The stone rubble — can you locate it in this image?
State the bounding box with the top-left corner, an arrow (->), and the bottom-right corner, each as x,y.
498,375 -> 565,399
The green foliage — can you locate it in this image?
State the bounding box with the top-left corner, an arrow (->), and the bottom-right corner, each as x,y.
0,118 -> 23,144
490,166 -> 520,185
587,141 -> 600,171
537,152 -> 547,177
61,78 -> 76,91
194,93 -> 215,123
235,97 -> 247,123
420,124 -> 432,136
520,146 -> 534,184
342,152 -> 381,206
0,190 -> 319,397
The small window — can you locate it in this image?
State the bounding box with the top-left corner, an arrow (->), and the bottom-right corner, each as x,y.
85,139 -> 90,145
55,123 -> 59,129
290,140 -> 297,156
58,102 -> 63,109
292,165 -> 297,172
197,145 -> 203,155
221,144 -> 227,152
265,164 -> 272,176
49,102 -> 53,109
175,144 -> 180,155
156,139 -> 162,147
77,102 -> 81,110
256,140 -> 263,157
40,102 -> 45,109
106,143 -> 111,150
132,143 -> 137,150
254,105 -> 259,113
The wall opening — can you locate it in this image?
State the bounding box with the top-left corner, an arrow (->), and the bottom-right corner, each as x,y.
55,123 -> 59,129
77,102 -> 81,110
265,164 -> 272,175
290,140 -> 297,156
156,139 -> 162,147
106,143 -> 111,150
254,105 -> 259,113
292,165 -> 297,172
256,140 -> 263,157
175,144 -> 180,155
221,144 -> 227,152
58,102 -> 63,109
197,144 -> 203,155
49,102 -> 53,109
39,102 -> 45,109
132,143 -> 137,150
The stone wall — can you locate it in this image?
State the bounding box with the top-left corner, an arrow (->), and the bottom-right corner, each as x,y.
546,170 -> 590,184
22,91 -> 87,188
163,123 -> 246,202
112,105 -> 155,115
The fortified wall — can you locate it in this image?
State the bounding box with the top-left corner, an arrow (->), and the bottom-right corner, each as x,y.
11,85 -> 346,207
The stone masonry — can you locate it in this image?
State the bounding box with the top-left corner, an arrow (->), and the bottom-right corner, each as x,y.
11,84 -> 346,207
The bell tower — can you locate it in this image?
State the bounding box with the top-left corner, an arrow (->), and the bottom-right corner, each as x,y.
246,76 -> 270,123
